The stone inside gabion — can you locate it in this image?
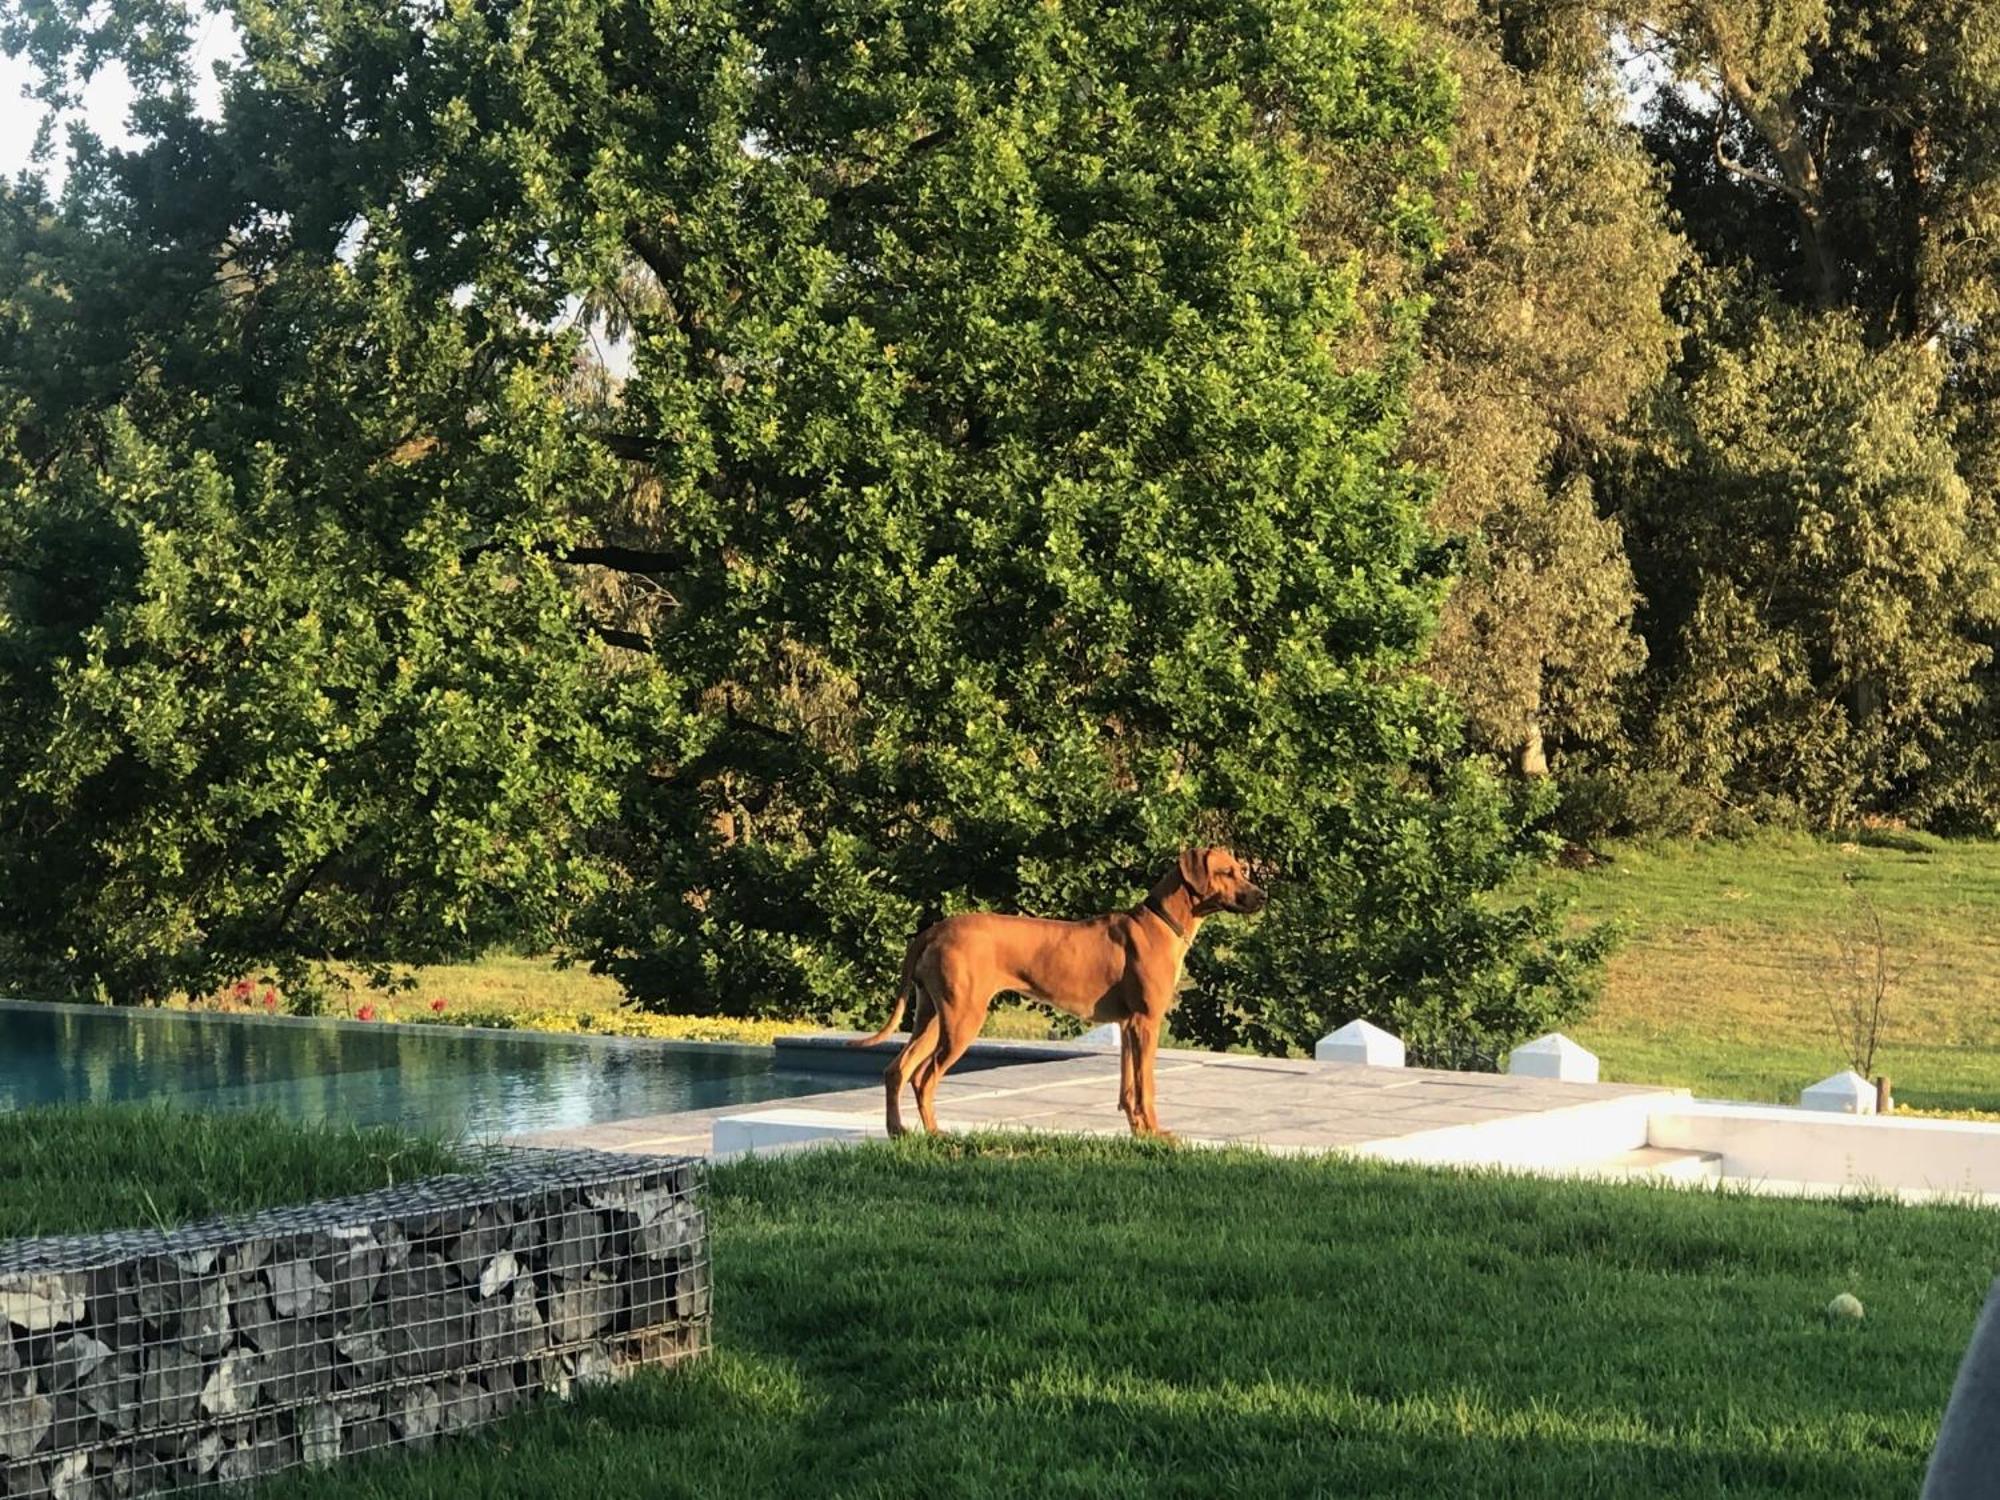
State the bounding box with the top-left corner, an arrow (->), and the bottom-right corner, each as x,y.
0,1148 -> 710,1500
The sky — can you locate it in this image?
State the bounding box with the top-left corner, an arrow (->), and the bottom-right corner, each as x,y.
0,15 -> 239,187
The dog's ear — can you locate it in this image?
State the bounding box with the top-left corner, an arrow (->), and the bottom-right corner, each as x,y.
1177,846 -> 1214,896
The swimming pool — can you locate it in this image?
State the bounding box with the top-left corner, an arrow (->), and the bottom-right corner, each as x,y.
0,1000 -> 848,1138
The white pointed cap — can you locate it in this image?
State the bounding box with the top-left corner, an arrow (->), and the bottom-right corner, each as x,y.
1800,1070 -> 1876,1114
1315,1019 -> 1405,1068
1507,1033 -> 1599,1083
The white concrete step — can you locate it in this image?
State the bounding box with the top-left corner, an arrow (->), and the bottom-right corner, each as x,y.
1587,1146 -> 1723,1183
1356,1092 -> 1674,1172
1650,1101 -> 2000,1198
711,1107 -> 884,1159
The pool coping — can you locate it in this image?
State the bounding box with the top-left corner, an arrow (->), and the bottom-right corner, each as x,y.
773,1030 -> 1104,1073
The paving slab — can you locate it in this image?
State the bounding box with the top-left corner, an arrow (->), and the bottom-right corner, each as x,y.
508,1043 -> 1683,1172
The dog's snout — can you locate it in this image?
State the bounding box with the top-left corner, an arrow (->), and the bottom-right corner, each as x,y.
1239,885 -> 1268,914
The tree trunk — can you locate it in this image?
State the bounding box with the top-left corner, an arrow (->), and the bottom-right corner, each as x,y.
1850,677 -> 1884,727
1902,124 -> 1934,338
1712,61 -> 1840,308
1517,717 -> 1549,778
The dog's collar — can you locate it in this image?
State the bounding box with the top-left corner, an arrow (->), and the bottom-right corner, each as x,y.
1141,895 -> 1188,940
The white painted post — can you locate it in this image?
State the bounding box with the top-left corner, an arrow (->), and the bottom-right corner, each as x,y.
1507,1033 -> 1599,1083
1076,1023 -> 1122,1050
1800,1070 -> 1877,1114
1314,1019 -> 1405,1067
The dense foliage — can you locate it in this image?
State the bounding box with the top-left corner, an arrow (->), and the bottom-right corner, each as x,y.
1318,0 -> 2000,834
1607,0 -> 2000,831
0,0 -> 1609,1060
0,154 -> 649,1004
9,0 -> 1995,1044
1330,0 -> 1682,782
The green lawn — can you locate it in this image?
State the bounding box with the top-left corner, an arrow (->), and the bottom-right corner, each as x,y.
1543,833 -> 2000,1111
0,1106 -> 465,1238
248,1135 -> 1987,1499
2,1115 -> 1989,1494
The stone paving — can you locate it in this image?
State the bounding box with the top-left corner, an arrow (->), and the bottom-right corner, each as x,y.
510,1040 -> 1684,1164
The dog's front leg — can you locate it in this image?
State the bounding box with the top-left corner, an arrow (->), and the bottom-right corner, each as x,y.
1129,1012 -> 1173,1140
1117,1018 -> 1142,1132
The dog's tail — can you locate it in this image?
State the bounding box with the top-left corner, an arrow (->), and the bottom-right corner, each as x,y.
850,918 -> 940,1048
851,993 -> 907,1049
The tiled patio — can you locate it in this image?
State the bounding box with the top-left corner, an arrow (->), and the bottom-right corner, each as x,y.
511,1041 -> 1687,1171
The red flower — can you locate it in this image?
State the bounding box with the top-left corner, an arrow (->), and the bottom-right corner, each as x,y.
262,988 -> 279,1011
429,997 -> 447,1014
357,1003 -> 378,1022
230,979 -> 254,1001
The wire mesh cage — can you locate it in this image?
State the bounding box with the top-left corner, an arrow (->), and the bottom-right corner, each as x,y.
0,1148 -> 708,1499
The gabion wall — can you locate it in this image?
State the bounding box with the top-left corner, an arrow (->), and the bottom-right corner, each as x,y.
0,1149 -> 708,1499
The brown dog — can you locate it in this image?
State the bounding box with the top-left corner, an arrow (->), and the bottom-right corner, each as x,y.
852,848 -> 1267,1137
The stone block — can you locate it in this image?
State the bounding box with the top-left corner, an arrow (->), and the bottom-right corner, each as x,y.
0,1148 -> 707,1498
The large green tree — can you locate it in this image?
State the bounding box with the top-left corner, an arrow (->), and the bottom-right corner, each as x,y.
1620,295 -> 1992,822
1602,0 -> 2000,828
544,0 -> 1613,1054
0,0 -> 1610,1059
0,160 -> 651,1003
1306,0 -> 1681,784
1404,0 -> 1681,782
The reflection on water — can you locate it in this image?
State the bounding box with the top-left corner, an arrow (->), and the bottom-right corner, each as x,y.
0,1003 -> 841,1138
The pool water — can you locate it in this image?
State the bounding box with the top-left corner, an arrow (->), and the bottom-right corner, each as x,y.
0,1001 -> 846,1139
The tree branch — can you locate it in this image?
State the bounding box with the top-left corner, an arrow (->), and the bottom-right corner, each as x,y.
588,617 -> 658,654
627,226 -> 688,288
460,538 -> 690,575
1711,98 -> 1808,204
595,430 -> 662,463
826,124 -> 959,211
268,848 -> 340,941
561,543 -> 689,573
1708,84 -> 1841,307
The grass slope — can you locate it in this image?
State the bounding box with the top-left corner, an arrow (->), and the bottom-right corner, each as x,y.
0,1106 -> 465,1238
1546,834 -> 2000,1109
278,1136 -> 1989,1499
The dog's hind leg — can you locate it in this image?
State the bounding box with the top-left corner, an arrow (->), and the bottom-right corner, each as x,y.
912,991 -> 990,1134
883,988 -> 940,1137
